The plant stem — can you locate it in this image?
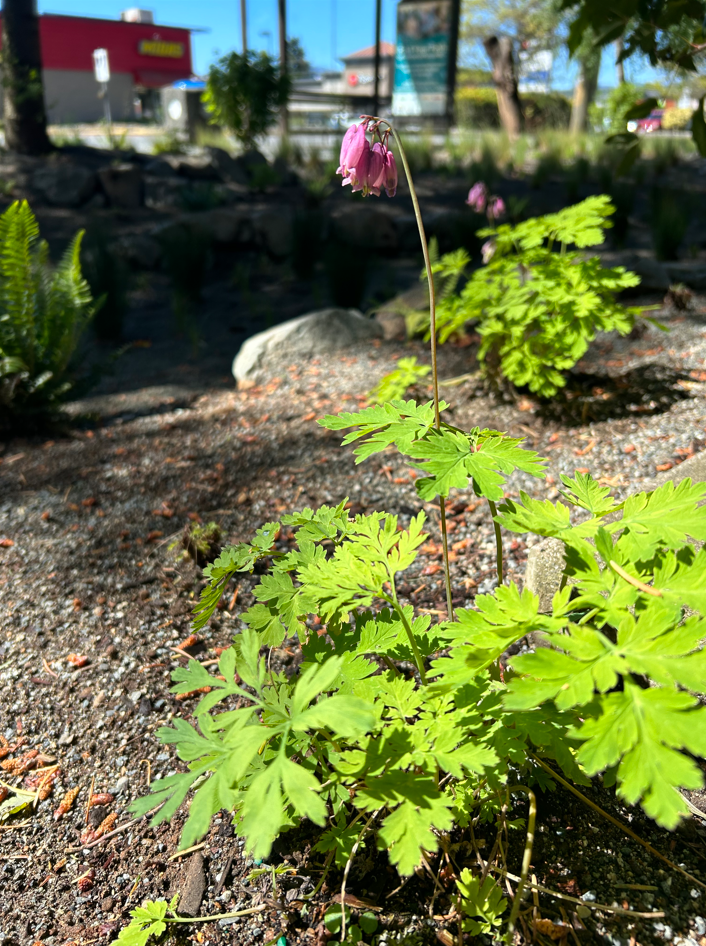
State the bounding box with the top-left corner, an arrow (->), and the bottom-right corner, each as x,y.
506,785 -> 537,935
388,123 -> 454,623
167,905 -> 266,923
487,499 -> 503,585
530,754 -> 706,892
383,593 -> 427,685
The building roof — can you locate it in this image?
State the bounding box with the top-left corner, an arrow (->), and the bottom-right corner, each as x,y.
342,41 -> 395,62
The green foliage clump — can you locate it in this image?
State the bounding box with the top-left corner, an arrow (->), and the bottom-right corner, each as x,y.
130,393 -> 706,918
0,200 -> 96,424
203,51 -> 290,149
456,87 -> 571,130
590,82 -> 644,133
431,195 -> 644,396
368,356 -> 430,404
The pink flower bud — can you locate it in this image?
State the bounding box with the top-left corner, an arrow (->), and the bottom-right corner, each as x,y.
466,182 -> 488,214
383,149 -> 397,198
488,196 -> 505,218
368,142 -> 386,197
481,240 -> 496,264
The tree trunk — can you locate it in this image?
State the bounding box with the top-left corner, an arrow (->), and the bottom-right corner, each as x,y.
2,0 -> 52,154
615,38 -> 625,84
483,35 -> 522,138
569,51 -> 600,135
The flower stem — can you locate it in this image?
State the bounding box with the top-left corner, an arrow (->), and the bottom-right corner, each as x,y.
388,123 -> 454,622
506,785 -> 536,936
487,499 -> 503,585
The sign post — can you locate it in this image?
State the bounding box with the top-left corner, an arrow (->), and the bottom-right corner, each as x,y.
92,48 -> 112,128
392,0 -> 459,121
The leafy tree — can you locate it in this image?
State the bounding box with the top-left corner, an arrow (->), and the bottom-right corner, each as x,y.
203,51 -> 290,149
1,0 -> 52,155
561,0 -> 706,152
286,37 -> 310,76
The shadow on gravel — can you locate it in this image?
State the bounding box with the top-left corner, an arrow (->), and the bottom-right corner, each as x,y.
538,364 -> 696,426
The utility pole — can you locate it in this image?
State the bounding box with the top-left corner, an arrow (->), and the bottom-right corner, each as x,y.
240,0 -> 247,54
278,0 -> 288,135
372,0 -> 382,117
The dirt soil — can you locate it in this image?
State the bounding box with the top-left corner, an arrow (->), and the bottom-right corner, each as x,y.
2,164 -> 706,945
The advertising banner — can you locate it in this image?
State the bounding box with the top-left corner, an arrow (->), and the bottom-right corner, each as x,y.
392,0 -> 454,116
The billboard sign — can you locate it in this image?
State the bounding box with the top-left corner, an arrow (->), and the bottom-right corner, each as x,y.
392,0 -> 454,116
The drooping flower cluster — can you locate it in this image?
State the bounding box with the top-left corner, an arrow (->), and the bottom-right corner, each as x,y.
337,121 -> 398,198
466,180 -> 505,264
466,181 -> 505,221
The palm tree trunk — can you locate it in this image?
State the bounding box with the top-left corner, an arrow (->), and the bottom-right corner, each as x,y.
483,35 -> 523,139
2,0 -> 52,154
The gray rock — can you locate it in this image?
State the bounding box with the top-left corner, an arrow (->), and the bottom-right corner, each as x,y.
524,538 -> 566,613
203,146 -> 250,186
143,156 -> 179,177
665,261 -> 706,290
599,250 -> 671,291
233,308 -> 384,385
330,205 -> 398,251
32,162 -> 96,207
97,163 -> 143,210
173,152 -> 222,181
375,283 -> 429,339
114,234 -> 162,270
253,206 -> 294,257
144,177 -> 190,210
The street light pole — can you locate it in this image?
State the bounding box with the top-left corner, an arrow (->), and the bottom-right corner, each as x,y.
372,0 -> 382,116
278,0 -> 288,135
240,0 -> 247,54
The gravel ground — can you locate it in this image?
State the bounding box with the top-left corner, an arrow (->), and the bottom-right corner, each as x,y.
1,298 -> 706,946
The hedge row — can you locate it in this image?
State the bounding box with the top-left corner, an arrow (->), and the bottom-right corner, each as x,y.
455,87 -> 572,130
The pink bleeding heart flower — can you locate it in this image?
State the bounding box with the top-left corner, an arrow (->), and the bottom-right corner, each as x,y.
382,148 -> 397,198
466,181 -> 488,213
488,196 -> 505,218
338,122 -> 368,178
344,138 -> 371,193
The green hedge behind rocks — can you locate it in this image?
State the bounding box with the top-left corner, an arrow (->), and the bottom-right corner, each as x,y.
456,87 -> 572,130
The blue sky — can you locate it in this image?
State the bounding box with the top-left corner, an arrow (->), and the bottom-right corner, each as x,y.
38,0 -> 663,91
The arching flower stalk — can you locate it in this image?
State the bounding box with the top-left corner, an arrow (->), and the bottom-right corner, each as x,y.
336,116 -> 453,620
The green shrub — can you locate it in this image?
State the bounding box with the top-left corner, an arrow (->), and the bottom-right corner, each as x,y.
0,200 -> 96,424
152,131 -> 187,155
590,82 -> 644,133
368,356 -> 430,403
129,400 -> 706,877
431,195 -> 645,396
456,88 -> 571,130
203,51 -> 290,149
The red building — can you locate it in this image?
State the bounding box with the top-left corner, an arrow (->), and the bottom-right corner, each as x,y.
0,9 -> 193,124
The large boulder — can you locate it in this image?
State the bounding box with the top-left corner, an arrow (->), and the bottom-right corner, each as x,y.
113,234 -> 162,270
375,283 -> 429,340
98,163 -> 143,209
233,308 -> 384,385
664,261 -> 706,290
32,161 -> 96,207
253,207 -> 294,257
330,205 -> 398,252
